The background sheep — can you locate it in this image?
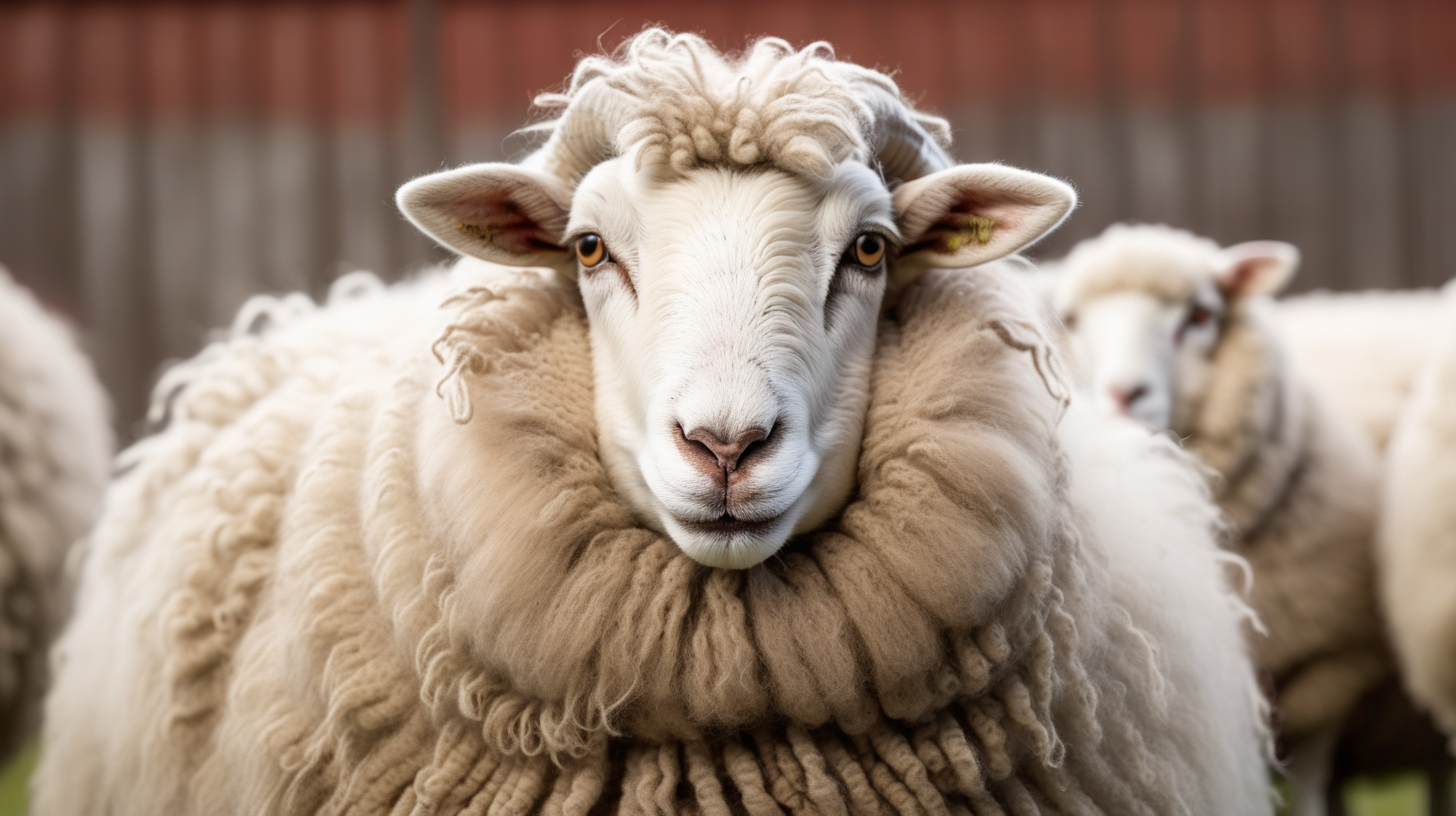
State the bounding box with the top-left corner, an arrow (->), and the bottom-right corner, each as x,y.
35,32 -> 1270,815
1272,289 -> 1449,452
1052,224 -> 1390,816
1378,286 -> 1456,738
0,266 -> 111,762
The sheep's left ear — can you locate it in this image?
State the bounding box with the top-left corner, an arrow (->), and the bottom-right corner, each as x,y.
1217,241 -> 1299,300
891,163 -> 1076,288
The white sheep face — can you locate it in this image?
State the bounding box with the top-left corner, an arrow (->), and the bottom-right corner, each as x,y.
1067,286 -> 1224,433
566,159 -> 892,568
1056,230 -> 1299,436
398,158 -> 1075,569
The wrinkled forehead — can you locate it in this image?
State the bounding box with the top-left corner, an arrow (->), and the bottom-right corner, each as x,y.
566,159 -> 898,249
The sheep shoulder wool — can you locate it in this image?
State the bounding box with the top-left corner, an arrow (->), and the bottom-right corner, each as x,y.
34,261 -> 1269,815
1188,301 -> 1388,741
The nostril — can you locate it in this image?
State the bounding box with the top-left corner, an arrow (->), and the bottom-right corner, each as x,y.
674,423 -> 772,482
673,424 -> 723,481
687,426 -> 768,472
1109,384 -> 1151,413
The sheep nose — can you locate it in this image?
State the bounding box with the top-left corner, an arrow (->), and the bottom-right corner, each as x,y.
1109,383 -> 1150,414
674,424 -> 770,484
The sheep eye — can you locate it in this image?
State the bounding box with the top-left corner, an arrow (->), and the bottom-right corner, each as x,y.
576,234 -> 608,267
852,233 -> 885,268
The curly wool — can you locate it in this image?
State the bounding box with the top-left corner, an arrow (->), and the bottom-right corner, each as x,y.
34,260 -> 1268,815
0,267 -> 110,761
524,29 -> 952,183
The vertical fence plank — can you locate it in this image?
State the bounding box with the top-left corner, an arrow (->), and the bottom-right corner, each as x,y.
76,5 -> 154,429
1265,0 -> 1338,292
260,3 -> 326,297
200,5 -> 262,331
1338,0 -> 1406,290
142,3 -> 207,361
1192,0 -> 1268,246
1113,0 -> 1191,227
1402,0 -> 1456,288
327,2 -> 396,279
1,6 -> 78,315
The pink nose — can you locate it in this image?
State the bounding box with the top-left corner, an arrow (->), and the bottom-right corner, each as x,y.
674,424 -> 770,486
1109,384 -> 1150,415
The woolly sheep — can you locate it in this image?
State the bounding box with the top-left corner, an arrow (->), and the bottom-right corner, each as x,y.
1272,288 -> 1449,451
0,266 -> 110,761
1378,285 -> 1456,736
1052,223 -> 1388,816
35,32 -> 1270,815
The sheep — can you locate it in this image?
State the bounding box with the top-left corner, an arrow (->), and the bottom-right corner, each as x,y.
1377,285 -> 1456,738
34,32 -> 1271,815
1051,223 -> 1389,816
1272,287 -> 1449,451
0,266 -> 111,761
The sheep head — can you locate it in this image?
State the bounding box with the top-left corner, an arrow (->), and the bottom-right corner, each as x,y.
1053,224 -> 1298,433
399,32 -> 1074,568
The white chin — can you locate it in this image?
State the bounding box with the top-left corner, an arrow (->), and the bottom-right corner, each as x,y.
662,513 -> 797,569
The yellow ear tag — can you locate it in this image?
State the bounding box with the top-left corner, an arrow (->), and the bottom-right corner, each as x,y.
458,223 -> 495,243
961,215 -> 995,246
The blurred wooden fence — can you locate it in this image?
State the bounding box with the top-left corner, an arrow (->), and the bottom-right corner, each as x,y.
2,0 -> 1455,436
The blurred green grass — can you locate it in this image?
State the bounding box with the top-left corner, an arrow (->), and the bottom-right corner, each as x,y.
0,742 -> 1437,816
1344,773 -> 1431,816
0,740 -> 36,816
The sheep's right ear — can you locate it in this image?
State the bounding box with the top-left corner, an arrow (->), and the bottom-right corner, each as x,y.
1216,241 -> 1299,300
397,164 -> 575,271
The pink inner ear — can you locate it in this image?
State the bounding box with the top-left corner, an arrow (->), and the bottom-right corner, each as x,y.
910,192 -> 1026,255
1219,259 -> 1262,299
444,188 -> 565,255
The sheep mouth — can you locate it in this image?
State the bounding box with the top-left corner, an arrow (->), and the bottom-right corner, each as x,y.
678,513 -> 783,538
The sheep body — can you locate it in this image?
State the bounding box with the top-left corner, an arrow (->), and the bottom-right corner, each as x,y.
0,267 -> 111,760
1272,287 -> 1447,450
35,259 -> 1270,815
1378,287 -> 1456,735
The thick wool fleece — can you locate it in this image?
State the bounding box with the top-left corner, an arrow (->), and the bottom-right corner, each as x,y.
1379,293 -> 1456,735
0,268 -> 110,761
35,261 -> 1269,816
1183,300 -> 1388,741
1272,288 -> 1448,451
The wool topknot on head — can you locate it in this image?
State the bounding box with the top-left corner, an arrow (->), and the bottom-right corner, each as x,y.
522,29 -> 955,183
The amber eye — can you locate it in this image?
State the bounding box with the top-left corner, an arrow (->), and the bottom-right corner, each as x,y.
1187,305 -> 1213,327
576,233 -> 607,267
853,233 -> 885,267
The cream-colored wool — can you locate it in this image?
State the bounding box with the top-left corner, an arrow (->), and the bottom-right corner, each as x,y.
1188,304 -> 1387,740
35,260 -> 1270,815
0,267 -> 110,760
522,30 -> 953,185
1272,288 -> 1448,451
1055,227 -> 1388,744
1379,289 -> 1456,735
